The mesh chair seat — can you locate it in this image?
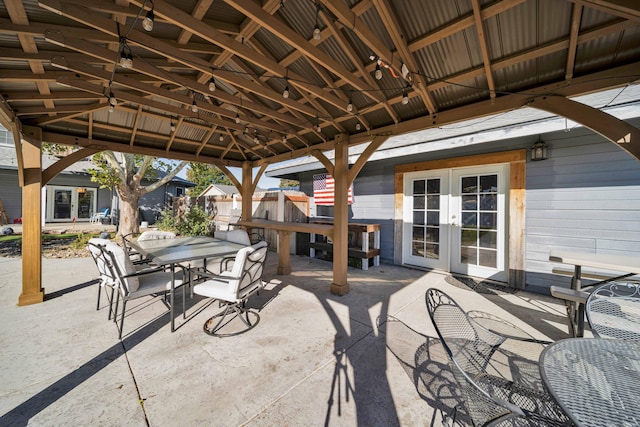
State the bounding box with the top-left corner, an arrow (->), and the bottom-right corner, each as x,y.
586,281 -> 640,340
425,288 -> 572,427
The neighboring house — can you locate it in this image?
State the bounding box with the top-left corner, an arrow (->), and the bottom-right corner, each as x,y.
0,131 -> 195,225
198,183 -> 239,198
266,88 -> 640,294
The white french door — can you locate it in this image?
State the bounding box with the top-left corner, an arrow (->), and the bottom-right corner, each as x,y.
403,171 -> 450,270
47,186 -> 97,222
403,164 -> 509,281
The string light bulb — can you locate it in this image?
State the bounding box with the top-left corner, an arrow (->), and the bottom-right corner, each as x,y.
282,135 -> 287,144
244,126 -> 249,134
312,4 -> 321,40
355,122 -> 361,131
208,78 -> 216,92
108,104 -> 115,113
108,91 -> 117,106
191,100 -> 198,113
235,113 -> 240,124
347,99 -> 353,112
282,84 -> 290,99
142,3 -> 154,32
170,121 -> 176,132
375,63 -> 383,80
316,123 -> 321,133
401,89 -> 409,105
219,135 -> 224,143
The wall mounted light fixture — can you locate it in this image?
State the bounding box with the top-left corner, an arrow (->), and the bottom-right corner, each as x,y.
530,138 -> 548,161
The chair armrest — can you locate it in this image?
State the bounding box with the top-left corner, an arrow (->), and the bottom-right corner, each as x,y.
192,269 -> 239,282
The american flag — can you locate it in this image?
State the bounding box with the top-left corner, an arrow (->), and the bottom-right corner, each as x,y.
313,173 -> 353,205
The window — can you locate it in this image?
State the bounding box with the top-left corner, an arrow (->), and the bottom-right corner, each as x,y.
175,187 -> 185,197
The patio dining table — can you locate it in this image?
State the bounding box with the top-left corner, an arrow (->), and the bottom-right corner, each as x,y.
127,236 -> 247,331
539,338 -> 640,427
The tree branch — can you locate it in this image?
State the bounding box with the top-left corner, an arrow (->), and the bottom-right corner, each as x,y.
143,160 -> 189,193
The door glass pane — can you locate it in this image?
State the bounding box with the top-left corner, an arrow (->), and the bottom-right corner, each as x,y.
479,231 -> 497,249
425,243 -> 439,259
412,178 -> 440,260
54,190 -> 72,219
461,176 -> 478,193
426,211 -> 439,226
412,241 -> 425,257
459,174 -> 498,268
461,229 -> 478,246
479,249 -> 497,268
77,191 -> 93,219
462,195 -> 477,210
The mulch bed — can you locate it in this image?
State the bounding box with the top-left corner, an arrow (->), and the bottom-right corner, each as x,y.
0,238 -> 90,259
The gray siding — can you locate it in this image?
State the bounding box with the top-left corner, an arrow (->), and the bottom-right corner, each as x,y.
0,169 -> 21,223
525,125 -> 640,291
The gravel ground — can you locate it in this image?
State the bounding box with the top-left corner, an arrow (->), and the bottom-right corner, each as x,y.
0,238 -> 91,259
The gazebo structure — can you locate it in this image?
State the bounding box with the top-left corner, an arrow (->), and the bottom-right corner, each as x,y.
0,0 -> 639,305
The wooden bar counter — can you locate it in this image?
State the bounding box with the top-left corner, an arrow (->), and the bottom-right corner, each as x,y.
236,219 -> 333,275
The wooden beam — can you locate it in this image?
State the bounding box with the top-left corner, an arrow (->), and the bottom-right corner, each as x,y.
529,95 -> 640,161
566,4 -> 583,80
41,131 -> 245,167
310,149 -> 334,177
471,0 -> 496,98
42,147 -> 100,184
347,135 -> 389,186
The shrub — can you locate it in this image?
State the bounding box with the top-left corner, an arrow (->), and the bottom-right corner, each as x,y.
70,232 -> 92,249
156,206 -> 212,236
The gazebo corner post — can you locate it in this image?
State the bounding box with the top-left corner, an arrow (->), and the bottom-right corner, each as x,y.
330,134 -> 350,296
240,160 -> 253,224
18,128 -> 44,306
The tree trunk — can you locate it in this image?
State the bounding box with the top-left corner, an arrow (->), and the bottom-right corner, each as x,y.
117,190 -> 142,236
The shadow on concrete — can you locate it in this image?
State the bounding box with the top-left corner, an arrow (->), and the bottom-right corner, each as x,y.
380,315 -> 471,427
44,279 -> 98,301
0,311 -> 170,426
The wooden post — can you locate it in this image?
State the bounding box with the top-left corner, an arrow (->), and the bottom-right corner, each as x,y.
331,134 -> 349,295
19,129 -> 44,305
241,161 -> 253,223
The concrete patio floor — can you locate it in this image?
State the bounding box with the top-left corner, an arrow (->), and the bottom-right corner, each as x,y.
0,251 -> 578,426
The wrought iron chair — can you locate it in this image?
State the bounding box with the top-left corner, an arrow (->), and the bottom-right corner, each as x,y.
102,241 -> 187,338
586,281 -> 640,340
192,241 -> 268,337
425,288 -> 571,426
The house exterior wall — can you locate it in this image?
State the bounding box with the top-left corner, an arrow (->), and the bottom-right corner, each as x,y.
0,169 -> 21,223
298,120 -> 640,294
525,125 -> 640,292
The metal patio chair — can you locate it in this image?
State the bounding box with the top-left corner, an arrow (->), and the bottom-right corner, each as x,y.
586,281 -> 640,340
192,240 -> 268,337
425,288 -> 571,426
103,241 -> 187,338
87,238 -> 118,319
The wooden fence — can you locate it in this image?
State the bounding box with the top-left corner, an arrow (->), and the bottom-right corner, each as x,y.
171,190 -> 309,252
